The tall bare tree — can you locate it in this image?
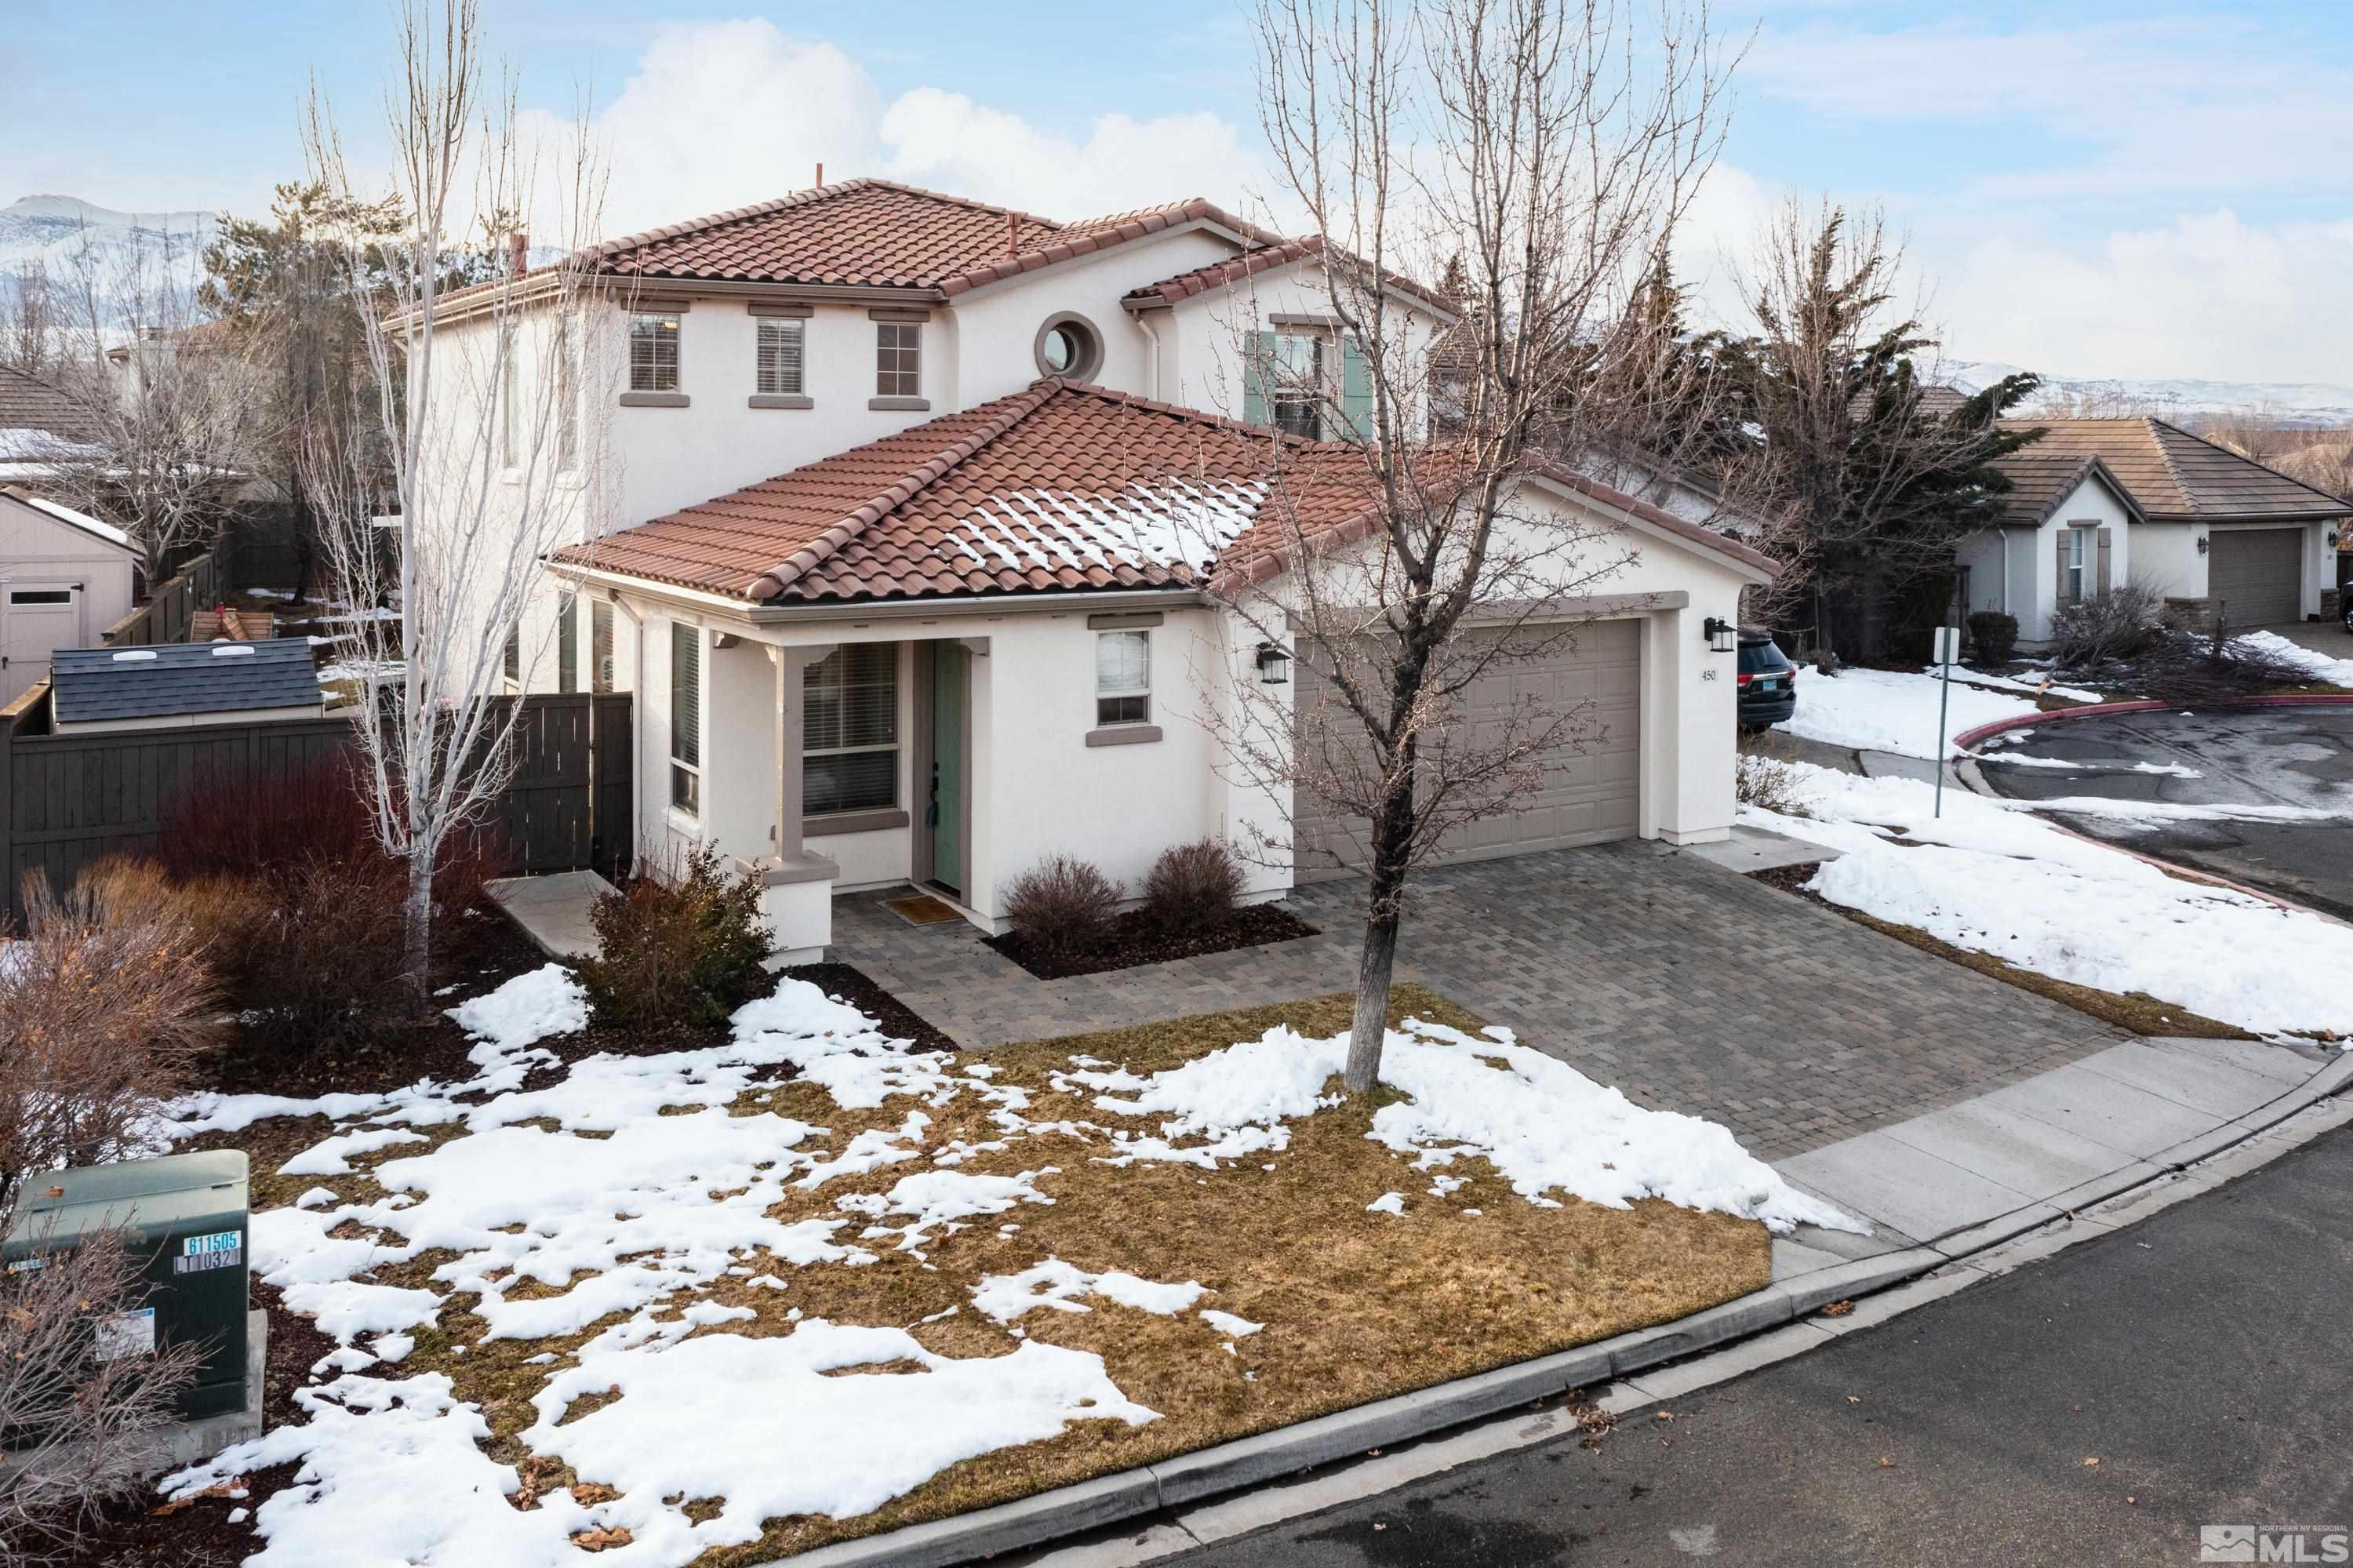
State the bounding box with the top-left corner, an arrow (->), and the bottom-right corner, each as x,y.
0,260 -> 66,377
302,0 -> 609,1012
1714,198 -> 2041,658
1205,0 -> 1736,1093
42,232 -> 265,586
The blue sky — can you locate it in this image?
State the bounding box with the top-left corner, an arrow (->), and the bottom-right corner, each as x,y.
12,2 -> 2353,384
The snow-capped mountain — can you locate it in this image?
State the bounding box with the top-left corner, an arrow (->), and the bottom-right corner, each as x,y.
1937,359 -> 2353,428
0,195 -> 218,332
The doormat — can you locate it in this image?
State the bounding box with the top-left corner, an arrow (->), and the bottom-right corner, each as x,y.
883,893 -> 964,926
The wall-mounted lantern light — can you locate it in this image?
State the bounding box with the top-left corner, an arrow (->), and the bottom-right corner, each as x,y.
1702,616 -> 1737,653
1255,642 -> 1293,685
2196,535 -> 2210,555
2329,527 -> 2342,551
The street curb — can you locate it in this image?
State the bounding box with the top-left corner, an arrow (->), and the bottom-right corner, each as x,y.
793,1053 -> 2353,1568
1950,691 -> 2353,753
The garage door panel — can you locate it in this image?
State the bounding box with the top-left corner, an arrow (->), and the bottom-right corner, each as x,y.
1293,618 -> 1642,882
2208,528 -> 2302,628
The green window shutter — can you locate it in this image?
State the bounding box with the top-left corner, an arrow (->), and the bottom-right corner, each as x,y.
1242,330 -> 1273,427
1340,335 -> 1373,442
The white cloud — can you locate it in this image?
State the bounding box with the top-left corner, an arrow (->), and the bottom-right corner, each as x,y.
558,21 -> 1268,242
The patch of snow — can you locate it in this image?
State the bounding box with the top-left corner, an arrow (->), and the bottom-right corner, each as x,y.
1750,762 -> 2353,1037
1781,666 -> 2045,759
2229,630 -> 2353,689
950,479 -> 1263,578
1200,1309 -> 1264,1337
1947,669 -> 2106,703
1366,1191 -> 1406,1215
969,1257 -> 1207,1323
278,1127 -> 428,1177
445,963 -> 588,1068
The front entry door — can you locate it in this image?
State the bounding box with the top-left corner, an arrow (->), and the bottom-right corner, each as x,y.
929,640 -> 967,897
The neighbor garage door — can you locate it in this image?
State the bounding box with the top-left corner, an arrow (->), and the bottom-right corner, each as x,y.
1292,618 -> 1641,883
2208,527 -> 2303,628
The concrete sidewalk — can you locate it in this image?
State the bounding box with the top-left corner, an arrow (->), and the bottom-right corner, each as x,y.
486,870 -> 613,959
1767,1035 -> 2334,1283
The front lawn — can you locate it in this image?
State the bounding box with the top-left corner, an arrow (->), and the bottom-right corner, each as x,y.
155,975 -> 1843,1565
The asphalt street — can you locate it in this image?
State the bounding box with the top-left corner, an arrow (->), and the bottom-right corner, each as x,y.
1168,1124 -> 2353,1568
1973,705 -> 2353,919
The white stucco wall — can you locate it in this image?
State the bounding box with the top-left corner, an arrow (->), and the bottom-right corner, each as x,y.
2133,519 -> 2207,604
1151,260 -> 1449,430
1955,475 -> 2138,644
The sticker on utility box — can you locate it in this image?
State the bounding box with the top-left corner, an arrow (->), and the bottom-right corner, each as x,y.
173,1229 -> 244,1275
94,1306 -> 156,1362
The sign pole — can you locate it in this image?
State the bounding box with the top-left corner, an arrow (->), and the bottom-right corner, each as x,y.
1933,625 -> 1956,820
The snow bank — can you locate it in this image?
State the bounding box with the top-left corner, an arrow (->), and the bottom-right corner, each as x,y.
2231,630 -> 2353,689
1782,666 -> 2043,759
446,962 -> 588,1070
1751,763 -> 2353,1037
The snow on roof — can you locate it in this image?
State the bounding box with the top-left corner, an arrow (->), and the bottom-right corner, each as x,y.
2,486 -> 136,550
949,479 -> 1264,577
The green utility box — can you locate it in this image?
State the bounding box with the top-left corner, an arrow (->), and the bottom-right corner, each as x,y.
2,1150 -> 251,1421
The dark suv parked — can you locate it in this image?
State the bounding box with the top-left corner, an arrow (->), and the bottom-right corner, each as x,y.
1737,629 -> 1796,729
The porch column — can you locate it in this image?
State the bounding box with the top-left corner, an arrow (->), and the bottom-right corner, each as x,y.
769,642 -> 836,868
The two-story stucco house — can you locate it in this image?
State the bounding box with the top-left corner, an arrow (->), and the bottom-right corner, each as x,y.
426,177 -> 1774,959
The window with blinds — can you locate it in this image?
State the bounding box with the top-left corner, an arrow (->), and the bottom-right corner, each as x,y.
671,621 -> 701,815
630,312 -> 681,393
802,642 -> 897,816
591,600 -> 614,693
1095,629 -> 1151,726
875,322 -> 920,397
557,593 -> 578,693
758,318 -> 805,396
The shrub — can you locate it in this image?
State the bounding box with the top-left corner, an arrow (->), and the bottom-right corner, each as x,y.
242,859 -> 412,1053
2109,628 -> 2319,704
580,844 -> 770,1029
1735,729 -> 1809,816
1143,839 -> 1245,932
1004,855 -> 1121,954
1966,610 -> 2019,665
2,860 -> 214,1561
2048,583 -> 2166,669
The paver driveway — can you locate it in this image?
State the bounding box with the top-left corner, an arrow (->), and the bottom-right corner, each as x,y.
831,841 -> 2128,1162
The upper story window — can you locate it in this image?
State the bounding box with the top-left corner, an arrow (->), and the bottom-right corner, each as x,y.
758,317 -> 806,397
1266,333 -> 1323,439
1095,630 -> 1151,727
1246,329 -> 1373,442
630,311 -> 681,393
875,321 -> 921,398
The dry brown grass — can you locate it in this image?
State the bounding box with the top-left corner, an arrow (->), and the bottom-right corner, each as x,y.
275,987 -> 1772,1563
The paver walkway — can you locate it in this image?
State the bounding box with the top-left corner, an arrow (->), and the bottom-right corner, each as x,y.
831,840 -> 2132,1162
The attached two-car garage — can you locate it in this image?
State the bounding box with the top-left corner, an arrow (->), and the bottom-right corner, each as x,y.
1290,617 -> 1642,882
2205,527 -> 2305,629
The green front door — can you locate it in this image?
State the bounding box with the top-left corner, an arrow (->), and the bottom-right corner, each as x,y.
929,640 -> 967,897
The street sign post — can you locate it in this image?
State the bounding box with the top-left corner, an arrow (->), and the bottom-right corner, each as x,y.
1932,625 -> 1960,818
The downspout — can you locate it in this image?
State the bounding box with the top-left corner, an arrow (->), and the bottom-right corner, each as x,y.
609,589 -> 646,873
1998,527 -> 2010,616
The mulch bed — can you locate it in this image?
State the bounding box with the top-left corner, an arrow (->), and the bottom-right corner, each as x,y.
984,901 -> 1319,980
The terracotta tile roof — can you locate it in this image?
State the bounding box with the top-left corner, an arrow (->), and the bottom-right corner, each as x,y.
555,380 -> 1771,605
0,365 -> 100,442
1997,417 -> 2353,521
422,184 -> 1277,319
1124,233 -> 1460,319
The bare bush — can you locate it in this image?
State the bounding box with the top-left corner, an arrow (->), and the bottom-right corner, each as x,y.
1004,857 -> 1122,955
2047,583 -> 2166,669
1144,839 -> 1246,933
1,861 -> 216,1562
2109,628 -> 2326,704
1735,729 -> 1809,817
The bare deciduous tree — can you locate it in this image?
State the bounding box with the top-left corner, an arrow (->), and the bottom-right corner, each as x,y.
42,234 -> 266,586
0,861 -> 216,1565
1,260 -> 67,377
302,0 -> 609,1011
1206,0 -> 1736,1092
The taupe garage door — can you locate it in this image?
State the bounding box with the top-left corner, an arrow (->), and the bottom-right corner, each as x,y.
1293,618 -> 1641,883
2208,528 -> 2303,628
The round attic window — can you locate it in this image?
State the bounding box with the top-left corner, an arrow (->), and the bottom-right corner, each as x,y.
1033,311 -> 1104,383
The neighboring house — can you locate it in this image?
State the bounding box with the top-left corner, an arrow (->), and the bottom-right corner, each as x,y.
1958,417 -> 2353,644
0,486 -> 140,706
429,177 -> 1770,959
0,364 -> 105,487
45,639 -> 324,733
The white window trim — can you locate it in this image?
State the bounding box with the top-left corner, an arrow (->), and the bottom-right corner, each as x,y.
630,311 -> 683,395
758,316 -> 806,398
875,319 -> 922,398
1094,628 -> 1152,727
2066,523 -> 2093,602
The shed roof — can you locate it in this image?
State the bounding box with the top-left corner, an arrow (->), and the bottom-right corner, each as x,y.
1,486 -> 137,551
51,639 -> 323,724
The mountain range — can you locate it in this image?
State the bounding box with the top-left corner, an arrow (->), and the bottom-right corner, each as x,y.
1935,360 -> 2353,429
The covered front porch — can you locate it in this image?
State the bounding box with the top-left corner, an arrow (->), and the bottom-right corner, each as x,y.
676,628 -> 984,962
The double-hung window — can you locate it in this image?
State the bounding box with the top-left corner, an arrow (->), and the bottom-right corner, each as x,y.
1268,332 -> 1322,438
875,321 -> 921,398
1095,630 -> 1151,726
670,621 -> 701,815
2066,525 -> 2093,603
758,317 -> 805,396
802,643 -> 897,816
629,311 -> 681,393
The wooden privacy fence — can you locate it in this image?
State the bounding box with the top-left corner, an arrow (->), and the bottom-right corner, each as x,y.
101,549 -> 223,649
0,691 -> 633,925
